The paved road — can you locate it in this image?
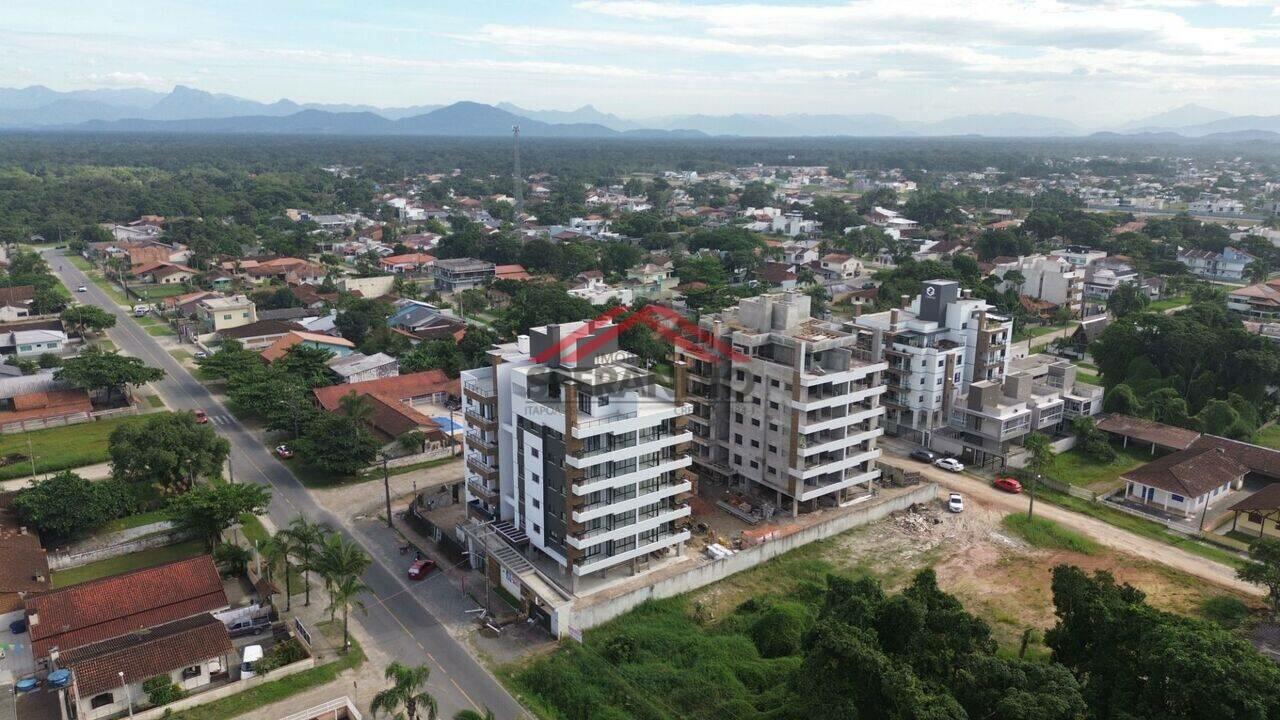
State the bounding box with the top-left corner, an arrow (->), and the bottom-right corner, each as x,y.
46,251 -> 527,719
877,438 -> 1261,597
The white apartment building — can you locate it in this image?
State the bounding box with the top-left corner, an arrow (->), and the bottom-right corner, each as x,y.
460,321 -> 694,589
992,254 -> 1083,317
674,292 -> 887,514
854,280 -> 1013,444
1050,245 -> 1107,269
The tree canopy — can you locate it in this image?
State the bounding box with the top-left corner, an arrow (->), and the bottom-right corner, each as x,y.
109,411 -> 231,493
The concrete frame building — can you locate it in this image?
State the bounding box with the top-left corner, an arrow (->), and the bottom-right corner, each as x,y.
460,320 -> 694,589
992,254 -> 1084,317
433,258 -> 496,293
853,280 -> 1013,444
675,291 -> 888,514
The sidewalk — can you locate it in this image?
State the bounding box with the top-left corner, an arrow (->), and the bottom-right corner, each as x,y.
0,461 -> 112,492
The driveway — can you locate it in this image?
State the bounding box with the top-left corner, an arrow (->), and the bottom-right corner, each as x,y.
46,251 -> 528,719
878,438 -> 1260,596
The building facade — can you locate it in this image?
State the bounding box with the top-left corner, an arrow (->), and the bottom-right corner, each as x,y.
460,321 -> 694,588
853,280 -> 1013,444
675,292 -> 887,514
992,255 -> 1083,317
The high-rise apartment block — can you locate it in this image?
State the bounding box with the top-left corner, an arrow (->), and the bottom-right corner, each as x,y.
853,280 -> 1014,444
460,320 -> 694,588
675,292 -> 888,514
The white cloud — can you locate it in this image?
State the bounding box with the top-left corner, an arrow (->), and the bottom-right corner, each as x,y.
80,71 -> 168,88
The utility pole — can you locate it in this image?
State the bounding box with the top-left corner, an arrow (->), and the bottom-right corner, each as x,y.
1027,473 -> 1038,521
382,455 -> 393,529
512,125 -> 523,216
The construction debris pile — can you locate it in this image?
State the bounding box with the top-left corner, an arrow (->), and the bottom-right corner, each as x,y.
893,503 -> 945,536
715,492 -> 777,525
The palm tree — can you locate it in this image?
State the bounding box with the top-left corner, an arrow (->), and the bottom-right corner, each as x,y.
317,534 -> 371,625
263,531 -> 296,612
339,392 -> 375,437
326,572 -> 369,653
372,663 -> 438,720
453,710 -> 494,720
1246,259 -> 1271,285
283,517 -> 329,607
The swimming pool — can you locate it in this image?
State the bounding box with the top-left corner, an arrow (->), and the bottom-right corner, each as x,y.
432,416 -> 462,432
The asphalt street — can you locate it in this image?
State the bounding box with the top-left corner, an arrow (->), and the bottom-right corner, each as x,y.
45,250 -> 527,719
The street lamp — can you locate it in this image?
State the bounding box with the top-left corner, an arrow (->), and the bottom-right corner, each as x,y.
118,671 -> 134,720
380,454 -> 393,529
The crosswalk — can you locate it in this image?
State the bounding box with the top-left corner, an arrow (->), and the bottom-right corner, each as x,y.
206,413 -> 234,426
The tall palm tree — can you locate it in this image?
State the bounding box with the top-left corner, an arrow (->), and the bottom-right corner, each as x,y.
372,663 -> 438,720
339,392 -> 375,439
453,710 -> 494,720
263,531 -> 296,612
326,572 -> 369,653
283,517 -> 329,607
317,534 -> 371,624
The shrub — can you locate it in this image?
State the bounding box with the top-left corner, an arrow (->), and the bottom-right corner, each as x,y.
1002,514 -> 1100,555
142,676 -> 185,706
749,601 -> 811,658
1200,595 -> 1250,629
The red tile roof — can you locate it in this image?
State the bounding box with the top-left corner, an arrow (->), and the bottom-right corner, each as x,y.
312,371 -> 457,440
0,494 -> 49,614
1095,414 -> 1201,451
260,331 -> 355,363
26,555 -> 228,658
62,614 -> 233,696
1122,445 -> 1247,498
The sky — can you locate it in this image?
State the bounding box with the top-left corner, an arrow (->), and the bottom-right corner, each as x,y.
1,0 -> 1279,126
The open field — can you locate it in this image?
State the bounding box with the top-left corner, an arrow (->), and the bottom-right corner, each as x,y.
0,413 -> 156,480
1043,445 -> 1149,489
1253,424 -> 1280,450
1149,295 -> 1191,312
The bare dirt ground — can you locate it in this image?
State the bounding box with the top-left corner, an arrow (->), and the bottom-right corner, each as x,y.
691,492 -> 1262,656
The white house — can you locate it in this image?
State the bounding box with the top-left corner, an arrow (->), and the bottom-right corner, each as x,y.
1178,246 -> 1255,282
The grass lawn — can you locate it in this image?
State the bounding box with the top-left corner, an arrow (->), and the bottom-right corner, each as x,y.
1043,445 -> 1149,488
0,414 -> 158,480
1002,513 -> 1100,554
67,255 -> 94,272
168,622 -> 364,720
1149,295 -> 1190,312
131,284 -> 191,299
145,324 -> 176,336
1253,424 -> 1280,450
170,349 -> 193,361
145,395 -> 167,409
1075,370 -> 1101,385
1015,324 -> 1067,342
51,538 -> 205,588
93,277 -> 132,306
95,339 -> 117,352
354,454 -> 458,482
1036,487 -> 1244,568
100,508 -> 170,533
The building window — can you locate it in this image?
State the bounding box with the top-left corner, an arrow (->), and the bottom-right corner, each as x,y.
769,401 -> 779,410
90,694 -> 115,710
1171,494 -> 1184,502
769,423 -> 778,432
751,419 -> 761,427
532,498 -> 541,509
749,461 -> 759,469
598,395 -> 610,408
733,454 -> 742,464
750,439 -> 760,448
182,665 -> 202,679
531,448 -> 539,458
768,444 -> 777,454
734,433 -> 743,444
533,523 -> 541,533
735,413 -> 744,423
735,370 -> 745,381
770,379 -> 780,388
531,473 -> 540,484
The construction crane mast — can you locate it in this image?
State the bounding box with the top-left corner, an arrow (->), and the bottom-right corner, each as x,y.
511,124 -> 523,216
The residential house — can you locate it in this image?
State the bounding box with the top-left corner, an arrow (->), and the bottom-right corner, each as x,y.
1121,445 -> 1245,519
378,253 -> 436,275
386,300 -> 466,341
1049,245 -> 1107,269
313,371 -> 458,446
0,371 -> 93,429
131,262 -> 197,285
1059,315 -> 1110,358
0,494 -> 49,623
760,262 -> 798,290
568,273 -> 633,306
198,295 -> 258,333
214,319 -> 301,349
328,352 -> 400,384
245,257 -> 326,285
624,262 -> 679,302
0,328 -> 68,357
0,285 -> 35,322
433,258 -> 495,293
819,253 -> 863,280
1178,246 -> 1255,282
494,264 -> 533,282
992,255 -> 1083,317
260,331 -> 356,363
1082,260 -> 1141,301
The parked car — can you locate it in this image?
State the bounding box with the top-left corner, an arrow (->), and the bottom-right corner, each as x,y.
194,409 -> 209,424
993,476 -> 1024,494
76,285 -> 87,293
133,305 -> 149,317
240,645 -> 264,679
407,558 -> 436,580
194,350 -> 208,359
275,445 -> 294,459
909,448 -> 937,463
947,493 -> 964,513
9,618 -> 27,634
227,617 -> 271,638
934,457 -> 964,473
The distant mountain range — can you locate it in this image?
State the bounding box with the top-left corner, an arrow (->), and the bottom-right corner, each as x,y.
0,85 -> 1276,140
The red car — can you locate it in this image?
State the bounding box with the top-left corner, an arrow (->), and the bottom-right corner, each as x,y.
194,410 -> 209,424
407,558 -> 436,580
993,476 -> 1023,494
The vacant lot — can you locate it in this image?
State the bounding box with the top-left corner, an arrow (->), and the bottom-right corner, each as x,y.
51,538 -> 205,587
0,414 -> 157,480
1044,444 -> 1150,490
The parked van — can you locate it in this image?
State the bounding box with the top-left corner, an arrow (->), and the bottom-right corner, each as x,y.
240,644 -> 264,679
133,305 -> 149,317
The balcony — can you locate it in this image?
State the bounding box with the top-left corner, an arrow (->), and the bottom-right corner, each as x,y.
566,503 -> 690,550
572,478 -> 692,522
465,430 -> 497,453
466,455 -> 498,481
464,408 -> 496,429
463,378 -> 496,399
575,528 -> 691,576
467,478 -> 499,501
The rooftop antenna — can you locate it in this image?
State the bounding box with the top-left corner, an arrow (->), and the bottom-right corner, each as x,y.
512,125 -> 523,216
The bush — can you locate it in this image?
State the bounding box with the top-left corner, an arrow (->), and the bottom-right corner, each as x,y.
1200,595 -> 1250,630
749,601 -> 811,658
256,638 -> 309,674
37,353 -> 62,369
142,676 -> 185,706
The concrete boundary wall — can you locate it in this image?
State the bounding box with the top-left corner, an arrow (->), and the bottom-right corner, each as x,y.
126,656 -> 317,720
565,482 -> 938,631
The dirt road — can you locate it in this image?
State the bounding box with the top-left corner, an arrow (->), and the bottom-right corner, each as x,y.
884,457 -> 1261,596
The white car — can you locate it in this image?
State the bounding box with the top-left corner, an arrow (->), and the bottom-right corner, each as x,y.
934,457 -> 965,473
240,644 -> 263,679
947,493 -> 964,513
76,285 -> 87,293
